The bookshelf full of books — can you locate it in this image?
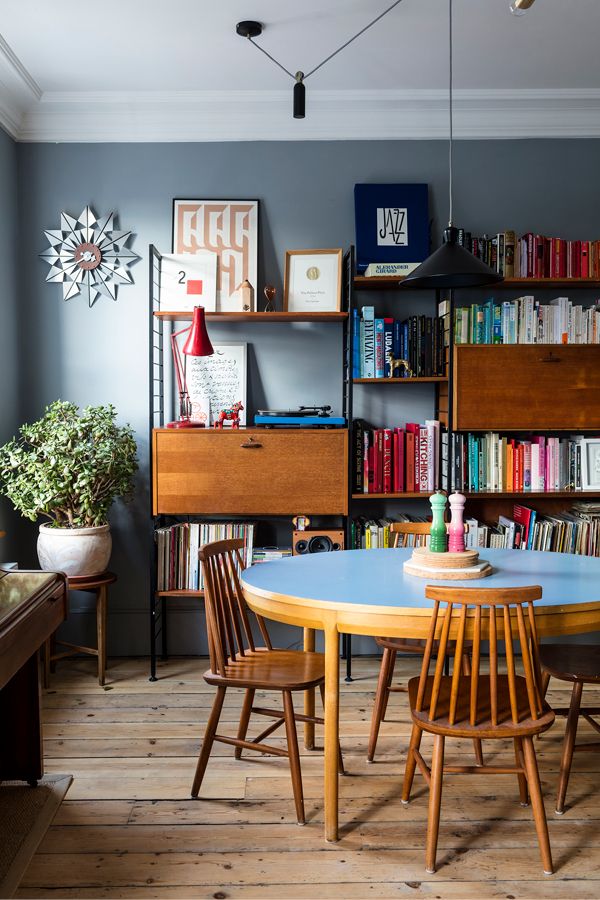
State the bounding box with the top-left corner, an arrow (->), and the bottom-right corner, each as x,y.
155,522 -> 257,593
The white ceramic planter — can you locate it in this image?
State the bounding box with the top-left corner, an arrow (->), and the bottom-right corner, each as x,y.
37,523 -> 112,577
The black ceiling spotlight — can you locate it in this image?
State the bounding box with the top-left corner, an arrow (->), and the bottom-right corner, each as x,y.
236,0 -> 404,120
401,0 -> 502,290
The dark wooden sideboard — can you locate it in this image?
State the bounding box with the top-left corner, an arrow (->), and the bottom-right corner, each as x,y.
0,570 -> 67,785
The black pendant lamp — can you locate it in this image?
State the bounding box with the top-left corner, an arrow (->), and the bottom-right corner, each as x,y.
402,0 -> 502,290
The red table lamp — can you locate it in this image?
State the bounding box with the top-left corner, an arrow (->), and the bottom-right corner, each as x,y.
167,306 -> 214,428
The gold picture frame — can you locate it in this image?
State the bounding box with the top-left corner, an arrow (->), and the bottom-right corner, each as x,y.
283,248 -> 343,313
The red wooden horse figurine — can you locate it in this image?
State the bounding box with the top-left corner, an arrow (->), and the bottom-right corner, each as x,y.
215,401 -> 244,429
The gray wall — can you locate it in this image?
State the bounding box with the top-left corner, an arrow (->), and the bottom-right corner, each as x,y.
8,138 -> 600,656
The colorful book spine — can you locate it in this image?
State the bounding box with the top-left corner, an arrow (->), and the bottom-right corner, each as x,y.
374,319 -> 385,378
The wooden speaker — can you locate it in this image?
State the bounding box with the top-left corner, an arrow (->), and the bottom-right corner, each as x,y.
292,530 -> 345,555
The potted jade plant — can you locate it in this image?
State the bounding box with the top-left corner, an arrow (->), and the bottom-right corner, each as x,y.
0,400 -> 138,577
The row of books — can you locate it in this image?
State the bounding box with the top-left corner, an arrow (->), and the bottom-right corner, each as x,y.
446,433 -> 590,494
458,229 -> 600,279
251,547 -> 292,564
454,296 -> 600,345
352,308 -> 446,378
155,521 -> 256,592
466,502 -> 600,557
353,419 -> 442,494
350,515 -> 429,550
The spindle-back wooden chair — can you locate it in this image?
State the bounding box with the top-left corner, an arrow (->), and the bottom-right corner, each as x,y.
191,539 -> 342,825
368,522 -> 481,764
402,584 -> 555,875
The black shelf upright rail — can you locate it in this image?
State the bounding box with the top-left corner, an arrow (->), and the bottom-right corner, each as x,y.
342,247 -> 355,681
149,245 -> 165,681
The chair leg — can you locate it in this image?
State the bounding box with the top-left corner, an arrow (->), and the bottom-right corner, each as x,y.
514,737 -> 529,806
235,689 -> 255,760
319,683 -> 344,775
556,680 -> 583,815
368,647 -> 395,762
282,690 -> 305,825
540,670 -> 551,698
425,734 -> 445,874
522,735 -> 553,875
401,723 -> 423,803
191,686 -> 226,798
381,649 -> 397,721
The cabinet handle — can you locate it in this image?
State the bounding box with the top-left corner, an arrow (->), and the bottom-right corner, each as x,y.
240,438 -> 262,449
540,354 -> 561,363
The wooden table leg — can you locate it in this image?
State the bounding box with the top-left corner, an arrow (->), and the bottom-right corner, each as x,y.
323,621 -> 340,842
303,627 -> 316,750
97,586 -> 107,686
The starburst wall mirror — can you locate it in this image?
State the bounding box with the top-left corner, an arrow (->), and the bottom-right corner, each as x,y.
40,206 -> 139,307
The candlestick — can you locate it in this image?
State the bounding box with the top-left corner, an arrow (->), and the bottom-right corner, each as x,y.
448,492 -> 466,552
429,491 -> 448,553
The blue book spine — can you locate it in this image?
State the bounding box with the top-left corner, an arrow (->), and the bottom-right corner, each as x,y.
383,319 -> 393,377
374,319 -> 385,378
392,320 -> 401,359
493,304 -> 502,344
352,309 -> 360,378
526,509 -> 537,550
362,306 -> 375,378
402,322 -> 409,362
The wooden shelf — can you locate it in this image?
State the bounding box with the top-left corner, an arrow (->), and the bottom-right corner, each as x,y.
352,491 -> 598,501
354,275 -> 600,292
153,311 -> 348,322
353,376 -> 447,384
156,590 -> 204,597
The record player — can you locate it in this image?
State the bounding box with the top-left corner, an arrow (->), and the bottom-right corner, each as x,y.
254,405 -> 346,427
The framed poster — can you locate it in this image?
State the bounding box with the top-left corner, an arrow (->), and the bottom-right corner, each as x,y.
172,200 -> 258,312
159,252 -> 217,311
283,249 -> 342,313
185,343 -> 247,427
354,183 -> 429,276
582,438 -> 600,490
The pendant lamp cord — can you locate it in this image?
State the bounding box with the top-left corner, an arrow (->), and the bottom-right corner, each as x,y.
448,0 -> 454,227
246,0 -> 404,82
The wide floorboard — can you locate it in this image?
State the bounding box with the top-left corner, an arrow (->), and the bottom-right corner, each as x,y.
16,656 -> 600,899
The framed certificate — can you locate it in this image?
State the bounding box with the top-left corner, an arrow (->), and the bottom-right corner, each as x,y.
283,249 -> 343,313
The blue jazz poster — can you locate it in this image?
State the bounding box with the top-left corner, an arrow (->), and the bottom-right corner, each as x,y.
354,184 -> 430,275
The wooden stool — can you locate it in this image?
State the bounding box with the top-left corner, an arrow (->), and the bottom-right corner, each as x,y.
539,643 -> 600,815
43,571 -> 116,687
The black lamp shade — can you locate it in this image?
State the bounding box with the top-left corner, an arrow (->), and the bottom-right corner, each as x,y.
401,227 -> 503,289
293,81 -> 306,119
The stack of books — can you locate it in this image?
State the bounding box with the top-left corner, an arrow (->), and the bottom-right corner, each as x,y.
458,229 -> 600,279
350,515 -> 429,550
353,419 -> 442,494
155,521 -> 256,592
466,502 -> 600,557
454,296 -> 600,345
251,547 -> 292,565
449,433 -> 587,494
352,307 -> 446,378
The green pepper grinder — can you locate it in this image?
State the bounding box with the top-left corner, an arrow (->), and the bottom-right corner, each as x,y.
429,491 -> 448,553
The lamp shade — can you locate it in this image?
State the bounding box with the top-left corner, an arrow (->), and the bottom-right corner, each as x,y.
401,227 -> 503,290
182,306 -> 214,357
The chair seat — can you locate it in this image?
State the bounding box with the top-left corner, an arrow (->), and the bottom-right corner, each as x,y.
408,674 -> 555,738
204,648 -> 325,691
376,636 -> 471,654
539,643 -> 600,684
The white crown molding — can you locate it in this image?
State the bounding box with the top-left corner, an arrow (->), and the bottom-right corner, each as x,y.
12,87 -> 600,142
0,31 -> 40,137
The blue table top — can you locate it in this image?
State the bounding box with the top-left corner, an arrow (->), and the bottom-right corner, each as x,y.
242,548 -> 600,610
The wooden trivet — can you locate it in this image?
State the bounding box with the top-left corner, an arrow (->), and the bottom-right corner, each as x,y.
411,547 -> 480,569
403,559 -> 492,580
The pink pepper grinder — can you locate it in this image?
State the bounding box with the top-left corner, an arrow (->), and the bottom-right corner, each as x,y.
448,491 -> 466,552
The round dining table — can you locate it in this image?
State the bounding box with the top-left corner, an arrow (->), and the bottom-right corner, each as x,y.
241,547 -> 600,842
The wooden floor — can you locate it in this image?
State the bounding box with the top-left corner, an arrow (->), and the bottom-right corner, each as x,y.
16,655 -> 600,899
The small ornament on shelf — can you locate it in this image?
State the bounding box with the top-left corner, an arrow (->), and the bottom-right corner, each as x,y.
239,279 -> 255,312
429,491 -> 448,553
386,351 -> 414,379
448,491 -> 466,552
263,284 -> 276,312
214,401 -> 244,429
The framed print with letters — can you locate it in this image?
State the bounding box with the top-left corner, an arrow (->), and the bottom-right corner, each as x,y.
283,249 -> 342,313
159,252 -> 217,312
185,343 -> 247,427
172,200 -> 258,312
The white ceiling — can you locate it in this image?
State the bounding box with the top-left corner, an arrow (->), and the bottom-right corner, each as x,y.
1,0 -> 600,141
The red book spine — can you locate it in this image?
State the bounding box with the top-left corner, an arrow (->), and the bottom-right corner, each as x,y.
534,235 -> 544,279
514,443 -> 521,493
573,240 -> 581,278
526,232 -> 534,277
383,429 -> 392,493
559,239 -> 567,278
368,443 -> 375,493
581,241 -> 589,278
395,428 -> 405,492
372,430 -> 381,493
363,430 -> 370,493
406,431 -> 415,492
419,426 -> 429,493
